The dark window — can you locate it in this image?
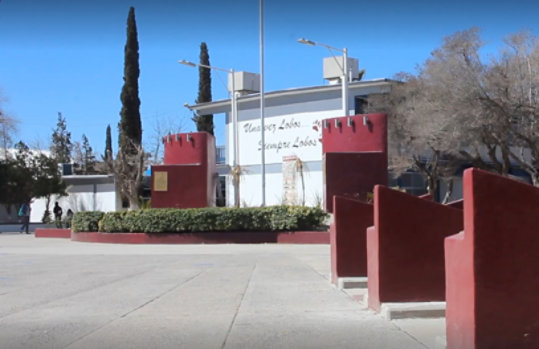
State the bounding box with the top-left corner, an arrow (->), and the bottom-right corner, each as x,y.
354,96 -> 368,114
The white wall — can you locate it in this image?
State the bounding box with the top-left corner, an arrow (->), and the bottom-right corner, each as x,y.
227,109 -> 337,207
232,170 -> 324,207
29,181 -> 118,223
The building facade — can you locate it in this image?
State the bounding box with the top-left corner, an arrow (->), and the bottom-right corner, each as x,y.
189,79 -> 395,207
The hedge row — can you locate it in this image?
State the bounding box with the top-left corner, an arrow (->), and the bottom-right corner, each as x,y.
71,206 -> 328,233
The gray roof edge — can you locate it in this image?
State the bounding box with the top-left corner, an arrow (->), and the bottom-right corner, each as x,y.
187,78 -> 396,114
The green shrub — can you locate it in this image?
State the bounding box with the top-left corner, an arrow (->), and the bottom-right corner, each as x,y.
71,211 -> 104,232
73,205 -> 328,233
99,211 -> 128,232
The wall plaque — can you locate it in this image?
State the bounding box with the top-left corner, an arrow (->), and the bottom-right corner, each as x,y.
154,171 -> 168,191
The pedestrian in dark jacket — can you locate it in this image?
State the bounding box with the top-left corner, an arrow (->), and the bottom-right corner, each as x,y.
19,202 -> 31,234
53,202 -> 63,228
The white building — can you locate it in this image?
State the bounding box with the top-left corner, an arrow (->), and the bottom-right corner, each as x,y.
30,175 -> 120,222
188,63 -> 395,207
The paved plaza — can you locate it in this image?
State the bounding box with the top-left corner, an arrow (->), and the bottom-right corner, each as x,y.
0,230 -> 444,349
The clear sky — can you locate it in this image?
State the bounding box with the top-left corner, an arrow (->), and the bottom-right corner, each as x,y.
1,0 -> 538,156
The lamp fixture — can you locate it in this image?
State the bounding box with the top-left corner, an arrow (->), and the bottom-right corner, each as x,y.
297,38 -> 316,46
178,59 -> 197,67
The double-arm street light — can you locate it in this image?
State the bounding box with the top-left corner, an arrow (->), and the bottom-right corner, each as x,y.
298,38 -> 349,116
178,59 -> 240,206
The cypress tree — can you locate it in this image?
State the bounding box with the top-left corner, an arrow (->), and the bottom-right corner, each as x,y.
194,42 -> 214,134
119,6 -> 142,155
104,124 -> 112,160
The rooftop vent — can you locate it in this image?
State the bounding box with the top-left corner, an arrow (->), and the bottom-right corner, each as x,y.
228,71 -> 260,96
323,56 -> 359,84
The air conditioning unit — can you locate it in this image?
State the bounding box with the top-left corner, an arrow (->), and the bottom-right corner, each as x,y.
323,56 -> 359,84
228,71 -> 260,95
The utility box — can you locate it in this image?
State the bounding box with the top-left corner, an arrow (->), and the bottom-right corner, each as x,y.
323,56 -> 359,83
228,71 -> 260,95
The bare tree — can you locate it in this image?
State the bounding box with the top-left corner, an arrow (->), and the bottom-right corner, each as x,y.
373,28 -> 539,191
145,112 -> 186,165
106,139 -> 145,210
0,96 -> 18,159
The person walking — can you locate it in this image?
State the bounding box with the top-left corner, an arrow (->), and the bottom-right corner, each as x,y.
65,209 -> 74,228
53,202 -> 63,228
18,202 -> 31,234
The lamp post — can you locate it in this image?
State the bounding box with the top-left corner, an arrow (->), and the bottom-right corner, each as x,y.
178,59 -> 240,206
297,38 -> 349,116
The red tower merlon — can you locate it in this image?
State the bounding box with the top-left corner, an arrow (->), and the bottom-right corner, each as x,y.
151,132 -> 216,209
322,113 -> 388,212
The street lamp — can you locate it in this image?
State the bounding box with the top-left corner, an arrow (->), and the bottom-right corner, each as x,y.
178,59 -> 240,206
298,38 -> 349,116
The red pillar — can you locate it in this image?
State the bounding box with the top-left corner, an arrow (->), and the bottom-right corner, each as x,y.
445,168 -> 539,349
330,196 -> 373,284
367,185 -> 463,311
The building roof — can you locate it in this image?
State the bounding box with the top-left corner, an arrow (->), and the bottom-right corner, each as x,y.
186,78 -> 396,115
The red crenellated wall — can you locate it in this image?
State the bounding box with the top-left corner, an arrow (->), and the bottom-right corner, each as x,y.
323,152 -> 386,212
330,196 -> 373,284
163,132 -> 214,166
367,185 -> 463,311
152,132 -> 216,208
445,168 -> 539,349
321,114 -> 388,212
322,113 -> 387,154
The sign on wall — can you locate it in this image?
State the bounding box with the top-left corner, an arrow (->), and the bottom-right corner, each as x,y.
237,112 -> 330,165
282,156 -> 298,205
153,171 -> 168,191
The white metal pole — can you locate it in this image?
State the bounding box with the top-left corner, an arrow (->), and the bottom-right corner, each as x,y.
342,47 -> 349,116
259,0 -> 266,206
230,69 -> 239,207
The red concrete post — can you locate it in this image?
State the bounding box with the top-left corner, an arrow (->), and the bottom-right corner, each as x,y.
367,185 -> 463,311
330,195 -> 373,284
445,168 -> 539,349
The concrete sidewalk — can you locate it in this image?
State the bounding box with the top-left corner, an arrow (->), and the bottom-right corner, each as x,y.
0,234 -> 444,349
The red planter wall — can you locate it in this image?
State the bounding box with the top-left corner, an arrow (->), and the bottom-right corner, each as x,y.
330,196 -> 373,284
445,168 -> 539,349
71,231 -> 329,244
35,228 -> 71,238
367,185 -> 463,311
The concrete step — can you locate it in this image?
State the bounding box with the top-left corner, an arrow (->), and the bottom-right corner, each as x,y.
381,301 -> 446,320
337,277 -> 368,289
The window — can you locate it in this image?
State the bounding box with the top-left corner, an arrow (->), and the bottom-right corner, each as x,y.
354,96 -> 368,115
